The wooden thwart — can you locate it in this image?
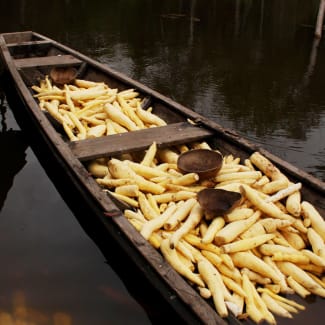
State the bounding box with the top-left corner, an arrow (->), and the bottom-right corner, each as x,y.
7,40 -> 52,48
69,122 -> 214,161
14,55 -> 82,69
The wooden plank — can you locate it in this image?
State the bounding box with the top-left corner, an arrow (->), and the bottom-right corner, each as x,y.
1,31 -> 33,44
14,55 -> 82,68
315,0 -> 325,38
7,40 -> 52,48
69,122 -> 215,161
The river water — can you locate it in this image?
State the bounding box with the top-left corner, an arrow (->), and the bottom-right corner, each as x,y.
0,1 -> 324,324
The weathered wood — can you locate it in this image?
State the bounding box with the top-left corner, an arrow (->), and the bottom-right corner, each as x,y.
14,55 -> 82,68
7,40 -> 52,48
315,0 -> 325,38
69,122 -> 214,161
1,31 -> 33,44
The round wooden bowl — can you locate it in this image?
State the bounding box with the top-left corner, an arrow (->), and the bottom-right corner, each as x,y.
50,66 -> 78,85
177,149 -> 223,180
197,188 -> 242,217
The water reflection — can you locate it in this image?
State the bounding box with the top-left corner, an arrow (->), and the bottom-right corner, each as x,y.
0,100 -> 28,212
0,291 -> 72,325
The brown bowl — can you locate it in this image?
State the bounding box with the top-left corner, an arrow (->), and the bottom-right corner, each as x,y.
50,66 -> 78,85
197,188 -> 242,217
177,149 -> 223,180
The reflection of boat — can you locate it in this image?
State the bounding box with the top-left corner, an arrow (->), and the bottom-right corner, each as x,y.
0,105 -> 28,212
0,31 -> 324,325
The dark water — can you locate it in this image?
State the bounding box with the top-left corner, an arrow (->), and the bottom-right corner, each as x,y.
0,1 -> 324,324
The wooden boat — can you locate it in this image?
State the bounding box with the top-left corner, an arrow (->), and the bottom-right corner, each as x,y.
0,31 -> 324,325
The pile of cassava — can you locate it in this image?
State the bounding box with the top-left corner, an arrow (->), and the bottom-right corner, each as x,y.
33,76 -> 325,324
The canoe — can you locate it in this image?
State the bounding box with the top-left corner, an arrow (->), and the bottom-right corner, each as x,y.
0,31 -> 324,325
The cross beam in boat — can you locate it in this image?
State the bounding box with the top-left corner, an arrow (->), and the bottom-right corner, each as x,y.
7,40 -> 52,48
69,122 -> 215,161
14,55 -> 82,68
